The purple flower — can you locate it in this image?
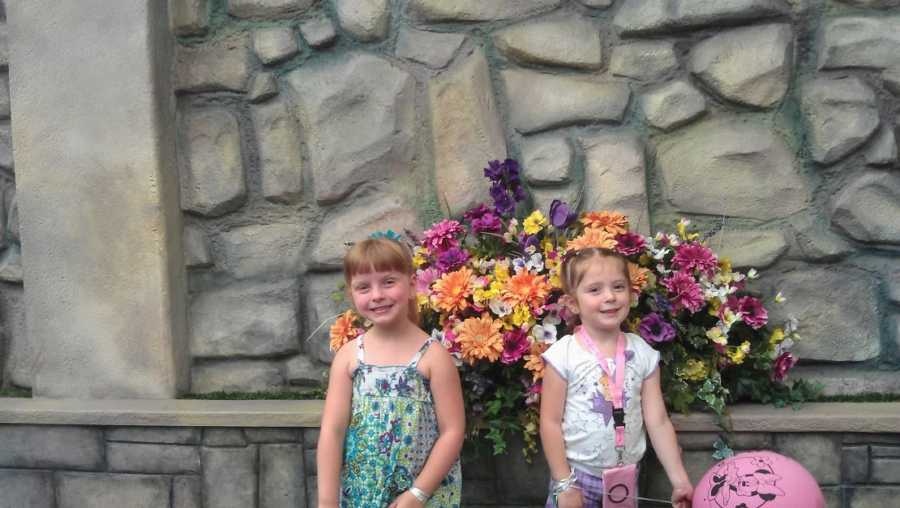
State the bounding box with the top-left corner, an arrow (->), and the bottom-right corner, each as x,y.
639,313 -> 677,343
471,212 -> 502,234
771,352 -> 798,382
416,267 -> 440,293
615,232 -> 647,256
491,184 -> 516,217
484,160 -> 504,180
501,328 -> 530,365
519,233 -> 541,251
549,199 -> 577,228
485,159 -> 526,217
654,294 -> 673,314
436,247 -> 470,272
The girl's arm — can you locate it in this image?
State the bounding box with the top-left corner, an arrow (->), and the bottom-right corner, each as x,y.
540,366 -> 581,507
641,368 -> 693,508
393,344 -> 464,506
316,344 -> 354,508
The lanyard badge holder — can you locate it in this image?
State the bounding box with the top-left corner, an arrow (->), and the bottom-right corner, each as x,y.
577,328 -> 638,508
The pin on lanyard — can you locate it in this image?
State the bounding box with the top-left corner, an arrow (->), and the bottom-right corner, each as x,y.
577,326 -> 627,464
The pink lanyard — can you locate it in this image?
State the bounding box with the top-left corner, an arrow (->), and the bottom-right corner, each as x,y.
577,327 -> 627,459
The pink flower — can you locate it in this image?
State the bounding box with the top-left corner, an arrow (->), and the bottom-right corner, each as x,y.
661,271 -> 705,313
725,295 -> 768,329
614,231 -> 647,256
416,267 -> 440,294
771,352 -> 797,382
501,327 -> 531,365
423,219 -> 465,252
672,243 -> 718,277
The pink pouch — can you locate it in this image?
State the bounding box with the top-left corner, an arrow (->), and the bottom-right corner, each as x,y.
602,463 -> 638,508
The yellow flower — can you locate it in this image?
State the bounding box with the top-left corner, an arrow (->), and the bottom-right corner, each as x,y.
581,211 -> 629,235
494,262 -> 511,283
541,238 -> 554,256
431,267 -> 474,313
456,314 -> 504,365
523,210 -> 548,235
510,304 -> 535,328
708,297 -> 722,316
721,308 -> 739,328
676,219 -> 699,241
567,228 -> 617,251
769,328 -> 785,345
774,291 -> 786,304
719,257 -> 732,273
416,293 -> 430,309
728,341 -> 751,364
678,359 -> 708,382
706,327 -> 728,346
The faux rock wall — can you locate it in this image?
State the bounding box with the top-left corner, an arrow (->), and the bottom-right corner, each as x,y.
2,0 -> 900,392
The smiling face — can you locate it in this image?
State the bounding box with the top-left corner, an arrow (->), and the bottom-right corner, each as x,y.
567,255 -> 631,338
349,269 -> 416,328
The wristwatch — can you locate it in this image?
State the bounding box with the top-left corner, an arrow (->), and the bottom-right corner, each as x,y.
409,486 -> 431,503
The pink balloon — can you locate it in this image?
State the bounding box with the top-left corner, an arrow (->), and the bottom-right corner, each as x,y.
692,450 -> 825,508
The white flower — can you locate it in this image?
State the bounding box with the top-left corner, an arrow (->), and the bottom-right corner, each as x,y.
532,323 -> 558,344
525,253 -> 544,272
651,247 -> 670,261
784,316 -> 799,334
774,291 -> 786,304
489,298 -> 512,317
746,268 -> 759,279
542,311 -> 562,326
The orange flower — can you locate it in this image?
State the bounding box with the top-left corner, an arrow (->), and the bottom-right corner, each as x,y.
503,271 -> 551,310
523,341 -> 550,381
581,211 -> 629,235
566,227 -> 617,251
431,266 -> 474,313
628,262 -> 650,293
456,314 -> 504,365
329,310 -> 362,352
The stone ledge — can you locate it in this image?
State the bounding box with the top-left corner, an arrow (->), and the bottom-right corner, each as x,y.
0,400 -> 897,432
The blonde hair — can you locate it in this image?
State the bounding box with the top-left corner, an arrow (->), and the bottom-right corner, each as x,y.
343,238 -> 420,326
560,247 -> 630,296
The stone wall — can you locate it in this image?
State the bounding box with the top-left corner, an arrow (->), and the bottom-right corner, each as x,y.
2,2 -> 899,394
166,0 -> 900,395
0,416 -> 899,507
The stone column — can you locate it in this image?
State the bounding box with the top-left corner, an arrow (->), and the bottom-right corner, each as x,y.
7,0 -> 188,397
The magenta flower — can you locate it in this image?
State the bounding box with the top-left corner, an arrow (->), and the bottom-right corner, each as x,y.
423,219 -> 464,252
471,212 -> 503,235
771,352 -> 797,382
725,295 -> 768,329
672,243 -> 718,277
615,231 -> 647,256
501,328 -> 531,365
662,271 -> 705,313
639,313 -> 677,343
463,204 -> 492,222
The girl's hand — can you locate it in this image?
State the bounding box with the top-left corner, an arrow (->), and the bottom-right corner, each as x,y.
670,481 -> 693,508
388,490 -> 425,508
555,487 -> 583,508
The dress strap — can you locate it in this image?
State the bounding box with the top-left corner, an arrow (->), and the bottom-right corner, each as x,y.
355,334 -> 366,363
407,337 -> 434,368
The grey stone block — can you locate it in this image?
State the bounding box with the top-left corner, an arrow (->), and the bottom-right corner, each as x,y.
203,428 -> 247,447
822,486 -> 843,508
106,427 -> 201,444
57,472 -> 170,508
775,433 -> 842,484
261,444 -> 306,508
844,434 -> 900,445
871,458 -> 900,483
0,425 -> 103,470
872,445 -> 900,457
107,442 -> 201,474
173,476 -> 202,508
303,428 -> 319,449
848,486 -> 900,508
842,445 -> 869,483
307,476 -> 318,508
203,446 -> 258,508
0,469 -> 54,508
245,428 -> 300,443
462,479 -> 498,504
493,439 -> 549,504
304,448 -> 317,476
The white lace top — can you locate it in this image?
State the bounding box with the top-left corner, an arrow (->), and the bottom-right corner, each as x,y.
542,332 -> 660,475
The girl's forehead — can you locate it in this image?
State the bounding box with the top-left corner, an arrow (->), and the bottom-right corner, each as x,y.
351,268 -> 407,279
578,257 -> 628,280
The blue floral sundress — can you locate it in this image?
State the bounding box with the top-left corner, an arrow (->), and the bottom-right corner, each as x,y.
340,335 -> 461,507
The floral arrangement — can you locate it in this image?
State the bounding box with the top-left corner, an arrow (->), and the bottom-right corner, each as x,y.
330,159 -> 813,457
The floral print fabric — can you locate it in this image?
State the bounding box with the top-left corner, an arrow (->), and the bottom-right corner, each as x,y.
341,336 -> 461,507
